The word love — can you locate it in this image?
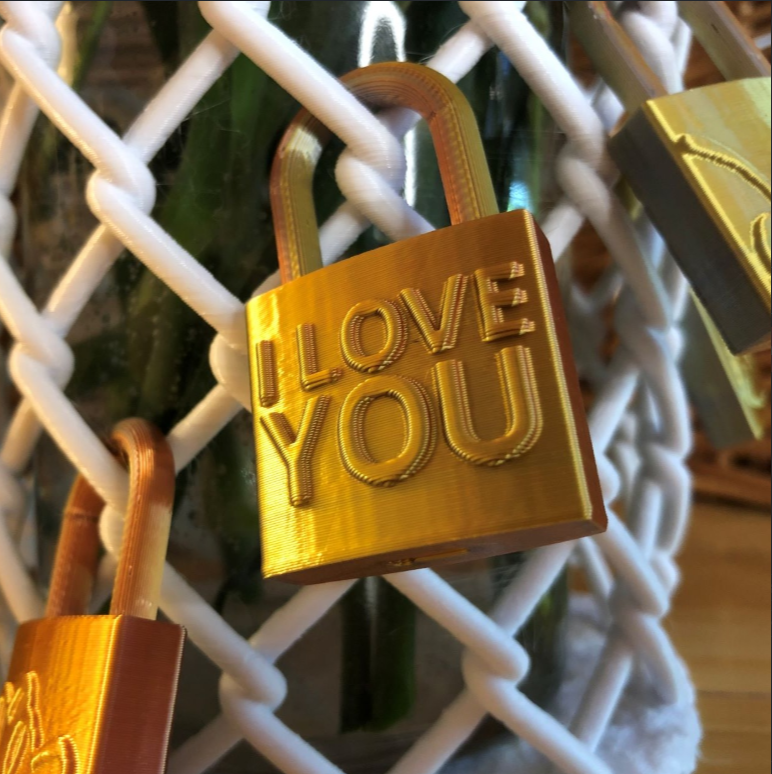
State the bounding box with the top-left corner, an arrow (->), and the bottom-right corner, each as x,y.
254,261 -> 541,506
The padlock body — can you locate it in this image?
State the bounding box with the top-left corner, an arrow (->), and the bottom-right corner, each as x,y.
610,77 -> 771,355
247,210 -> 605,583
1,615 -> 184,773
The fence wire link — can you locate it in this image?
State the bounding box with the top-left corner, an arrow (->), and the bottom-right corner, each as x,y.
0,2 -> 696,772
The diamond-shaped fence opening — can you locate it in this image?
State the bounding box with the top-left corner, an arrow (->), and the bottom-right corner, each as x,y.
0,2 -> 701,773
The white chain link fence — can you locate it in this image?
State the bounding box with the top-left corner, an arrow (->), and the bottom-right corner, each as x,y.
0,2 -> 702,772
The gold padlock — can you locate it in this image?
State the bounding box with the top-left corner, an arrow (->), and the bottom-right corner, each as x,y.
1,419 -> 184,774
247,62 -> 606,585
570,0 -> 771,356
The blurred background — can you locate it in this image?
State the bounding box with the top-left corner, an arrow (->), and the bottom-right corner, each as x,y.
573,4 -> 771,772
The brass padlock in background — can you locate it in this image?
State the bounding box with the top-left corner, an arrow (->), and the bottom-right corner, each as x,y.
247,62 -> 606,585
1,420 -> 183,774
570,0 -> 771,356
682,298 -> 768,448
570,0 -> 771,448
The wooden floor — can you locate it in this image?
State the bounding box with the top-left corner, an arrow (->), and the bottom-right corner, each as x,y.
668,502 -> 771,773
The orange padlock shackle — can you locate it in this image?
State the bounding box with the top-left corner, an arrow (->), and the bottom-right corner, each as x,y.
46,475 -> 103,618
271,61 -> 498,283
46,418 -> 175,620
570,1 -> 771,114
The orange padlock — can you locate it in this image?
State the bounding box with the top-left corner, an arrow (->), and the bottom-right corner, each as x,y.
1,419 -> 184,774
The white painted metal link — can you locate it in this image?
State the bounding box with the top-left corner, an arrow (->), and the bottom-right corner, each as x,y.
0,2 -> 698,772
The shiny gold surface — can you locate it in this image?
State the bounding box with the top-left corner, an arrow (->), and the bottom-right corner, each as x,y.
2,616 -> 184,774
610,77 -> 771,355
247,211 -> 606,583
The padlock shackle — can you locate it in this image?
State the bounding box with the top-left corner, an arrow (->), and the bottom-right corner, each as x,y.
271,61 -> 498,283
109,419 -> 175,619
46,475 -> 103,618
569,1 -> 770,112
567,1 -> 667,112
46,419 -> 175,620
678,1 -> 771,81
